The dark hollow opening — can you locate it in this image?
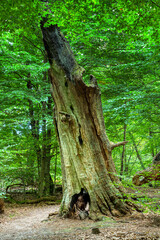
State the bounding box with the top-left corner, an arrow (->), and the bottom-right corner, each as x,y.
70,105 -> 74,112
65,81 -> 68,87
69,188 -> 90,220
78,136 -> 83,145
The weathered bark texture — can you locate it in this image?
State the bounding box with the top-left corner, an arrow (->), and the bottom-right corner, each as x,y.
132,153 -> 160,186
41,21 -> 139,217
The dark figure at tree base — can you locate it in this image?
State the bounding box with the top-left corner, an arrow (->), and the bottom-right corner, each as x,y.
69,188 -> 90,220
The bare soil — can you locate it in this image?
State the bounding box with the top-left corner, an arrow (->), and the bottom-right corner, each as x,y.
0,203 -> 160,240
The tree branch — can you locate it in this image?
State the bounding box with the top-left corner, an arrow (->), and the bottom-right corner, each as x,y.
111,141 -> 129,150
151,0 -> 160,8
23,36 -> 45,55
150,131 -> 160,134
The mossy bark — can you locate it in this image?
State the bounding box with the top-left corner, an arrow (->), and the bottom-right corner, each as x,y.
41,22 -> 140,217
133,162 -> 160,186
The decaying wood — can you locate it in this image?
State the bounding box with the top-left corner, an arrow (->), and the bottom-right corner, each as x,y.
10,196 -> 60,204
41,19 -> 140,218
6,184 -> 37,193
132,153 -> 160,186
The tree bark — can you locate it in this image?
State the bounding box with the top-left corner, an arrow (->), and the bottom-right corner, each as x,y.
41,21 -> 140,217
120,124 -> 127,177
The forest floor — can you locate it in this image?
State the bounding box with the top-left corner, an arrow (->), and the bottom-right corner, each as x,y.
0,187 -> 160,240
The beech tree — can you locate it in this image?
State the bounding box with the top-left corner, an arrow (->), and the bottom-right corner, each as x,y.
40,19 -> 139,217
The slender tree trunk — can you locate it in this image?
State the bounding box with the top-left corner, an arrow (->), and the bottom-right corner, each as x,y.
53,145 -> 58,194
38,55 -> 54,197
41,21 -> 140,217
129,132 -> 145,170
120,124 -> 127,177
35,120 -> 41,179
39,100 -> 54,196
149,129 -> 155,157
39,101 -> 47,196
27,77 -> 41,185
125,153 -> 132,174
47,96 -> 54,195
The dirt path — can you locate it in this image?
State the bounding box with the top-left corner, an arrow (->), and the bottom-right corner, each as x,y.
0,204 -> 160,240
0,204 -> 59,240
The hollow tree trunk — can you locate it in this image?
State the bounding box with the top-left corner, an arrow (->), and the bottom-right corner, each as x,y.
41,21 -> 139,217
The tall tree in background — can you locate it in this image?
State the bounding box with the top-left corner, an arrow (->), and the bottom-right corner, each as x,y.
0,27 -> 56,196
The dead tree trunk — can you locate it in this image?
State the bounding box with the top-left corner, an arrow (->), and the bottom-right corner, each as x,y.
41,21 -> 139,217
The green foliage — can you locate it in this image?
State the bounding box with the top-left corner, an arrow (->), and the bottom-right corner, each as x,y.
0,8 -> 61,193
